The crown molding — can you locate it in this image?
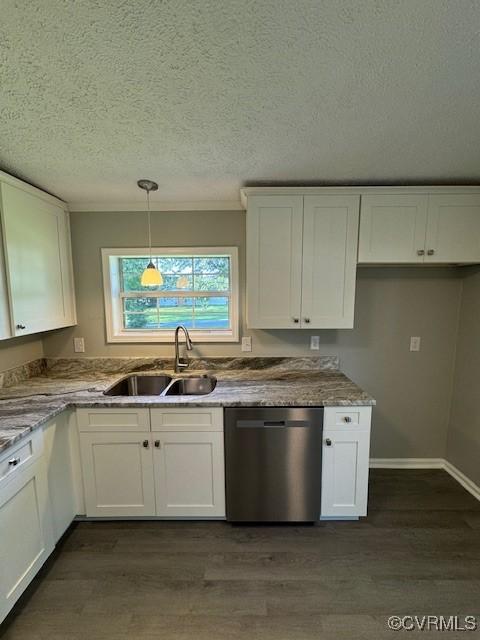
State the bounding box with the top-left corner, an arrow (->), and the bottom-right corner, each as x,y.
67,200 -> 244,212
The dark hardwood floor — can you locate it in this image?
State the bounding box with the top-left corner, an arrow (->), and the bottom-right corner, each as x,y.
1,469 -> 480,639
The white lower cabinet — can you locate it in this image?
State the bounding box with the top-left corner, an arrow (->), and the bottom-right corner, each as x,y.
77,407 -> 226,518
79,432 -> 156,517
0,441 -> 54,622
43,411 -> 83,541
321,407 -> 372,518
153,431 -> 225,517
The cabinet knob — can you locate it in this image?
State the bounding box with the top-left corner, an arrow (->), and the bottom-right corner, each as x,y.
154,440 -> 161,448
343,416 -> 352,423
16,324 -> 26,330
427,249 -> 435,256
304,318 -> 310,324
142,439 -> 149,449
8,457 -> 20,466
293,317 -> 299,324
325,438 -> 332,446
417,249 -> 425,256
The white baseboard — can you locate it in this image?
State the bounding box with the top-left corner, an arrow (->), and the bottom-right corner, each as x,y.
369,458 -> 445,469
370,457 -> 480,502
443,460 -> 480,503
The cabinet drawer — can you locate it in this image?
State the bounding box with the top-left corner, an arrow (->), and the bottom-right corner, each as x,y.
0,431 -> 43,488
76,408 -> 150,432
323,407 -> 371,430
151,407 -> 223,432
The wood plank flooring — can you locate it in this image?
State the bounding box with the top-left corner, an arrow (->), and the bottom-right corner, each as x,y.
1,469 -> 480,639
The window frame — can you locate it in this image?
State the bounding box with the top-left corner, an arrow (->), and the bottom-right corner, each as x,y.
102,247 -> 239,343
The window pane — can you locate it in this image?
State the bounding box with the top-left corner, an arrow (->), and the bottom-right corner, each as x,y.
158,297 -> 194,329
124,311 -> 160,329
157,257 -> 193,274
123,297 -> 157,312
121,258 -> 159,292
193,257 -> 229,276
194,274 -> 229,291
194,296 -> 230,329
161,274 -> 193,291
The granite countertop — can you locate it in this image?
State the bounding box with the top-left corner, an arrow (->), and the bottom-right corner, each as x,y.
0,357 -> 375,454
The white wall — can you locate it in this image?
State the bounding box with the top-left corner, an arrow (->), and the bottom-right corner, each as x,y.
40,210 -> 463,460
447,266 -> 480,486
0,335 -> 44,372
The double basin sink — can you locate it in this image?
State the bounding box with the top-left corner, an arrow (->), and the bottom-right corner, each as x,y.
103,374 -> 217,397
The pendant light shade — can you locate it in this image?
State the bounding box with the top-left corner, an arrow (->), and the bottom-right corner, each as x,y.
141,260 -> 163,286
137,179 -> 163,287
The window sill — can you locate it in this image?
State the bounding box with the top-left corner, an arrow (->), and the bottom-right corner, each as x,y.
106,330 -> 238,343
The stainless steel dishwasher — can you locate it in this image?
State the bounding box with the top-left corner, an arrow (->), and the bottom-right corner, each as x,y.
224,407 -> 323,522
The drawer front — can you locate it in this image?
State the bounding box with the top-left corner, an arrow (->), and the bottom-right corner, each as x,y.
323,406 -> 372,430
76,408 -> 150,432
0,430 -> 43,488
151,407 -> 223,432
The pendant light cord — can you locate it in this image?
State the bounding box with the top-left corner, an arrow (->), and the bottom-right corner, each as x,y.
147,189 -> 152,263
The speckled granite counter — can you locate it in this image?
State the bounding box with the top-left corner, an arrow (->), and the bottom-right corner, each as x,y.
0,357 -> 375,453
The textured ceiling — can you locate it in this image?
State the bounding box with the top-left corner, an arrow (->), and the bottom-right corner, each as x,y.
1,0 -> 480,207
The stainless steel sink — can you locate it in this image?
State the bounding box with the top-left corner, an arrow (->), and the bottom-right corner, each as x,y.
164,376 -> 217,396
103,374 -> 216,396
104,374 -> 172,396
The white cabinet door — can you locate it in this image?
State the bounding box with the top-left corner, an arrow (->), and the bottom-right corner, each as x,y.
0,182 -> 76,336
425,194 -> 480,263
321,429 -> 370,518
79,432 -> 155,517
246,195 -> 303,328
0,459 -> 54,623
358,194 -> 428,263
43,412 -> 81,542
302,195 -> 359,328
153,431 -> 225,518
0,221 -> 11,339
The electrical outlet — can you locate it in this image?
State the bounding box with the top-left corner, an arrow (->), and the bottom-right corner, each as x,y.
310,335 -> 320,350
241,336 -> 252,352
74,337 -> 85,353
410,336 -> 421,352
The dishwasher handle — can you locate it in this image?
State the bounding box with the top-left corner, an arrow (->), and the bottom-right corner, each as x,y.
236,419 -> 311,428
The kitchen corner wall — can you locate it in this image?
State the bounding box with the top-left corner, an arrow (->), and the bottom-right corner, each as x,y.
41,210 -> 463,459
0,335 -> 44,371
447,266 -> 480,486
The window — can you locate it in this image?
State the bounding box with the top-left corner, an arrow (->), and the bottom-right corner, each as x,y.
102,247 -> 239,342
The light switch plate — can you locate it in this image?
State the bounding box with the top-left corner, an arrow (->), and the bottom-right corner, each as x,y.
241,336 -> 252,352
74,337 -> 85,353
410,336 -> 421,352
310,336 -> 320,350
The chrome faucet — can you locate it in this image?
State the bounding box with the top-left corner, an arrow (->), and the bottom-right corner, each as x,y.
174,325 -> 193,373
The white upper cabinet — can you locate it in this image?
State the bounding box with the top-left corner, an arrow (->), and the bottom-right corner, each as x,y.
358,191 -> 480,264
0,178 -> 76,337
302,195 -> 359,328
0,223 -> 11,340
246,193 -> 359,329
358,194 -> 428,263
246,195 -> 303,328
425,194 -> 480,263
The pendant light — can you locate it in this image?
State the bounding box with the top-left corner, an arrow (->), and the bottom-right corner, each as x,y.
137,179 -> 163,287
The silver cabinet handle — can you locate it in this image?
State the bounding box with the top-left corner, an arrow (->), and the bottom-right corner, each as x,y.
293,317 -> 299,324
427,249 -> 435,256
304,318 -> 310,324
417,249 -> 425,256
8,457 -> 20,466
325,438 -> 332,446
16,324 -> 26,330
142,439 -> 149,449
154,440 -> 161,449
343,416 -> 352,423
